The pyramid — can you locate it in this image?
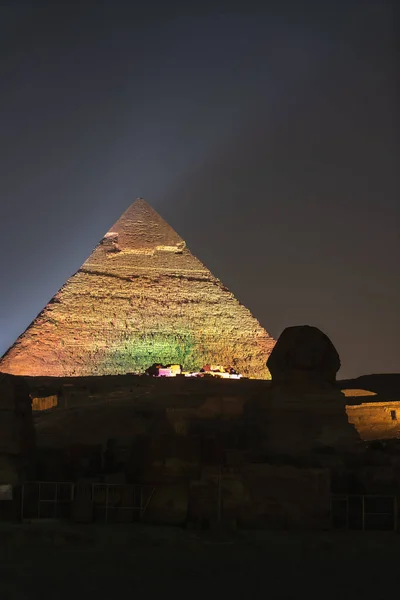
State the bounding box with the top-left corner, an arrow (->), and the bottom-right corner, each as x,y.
0,199 -> 275,378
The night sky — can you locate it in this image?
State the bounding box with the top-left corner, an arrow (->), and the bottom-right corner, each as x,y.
0,1 -> 397,378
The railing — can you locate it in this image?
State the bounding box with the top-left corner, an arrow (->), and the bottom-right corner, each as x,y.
20,481 -> 155,523
20,482 -> 74,520
17,485 -> 398,531
331,494 -> 397,531
76,483 -> 155,523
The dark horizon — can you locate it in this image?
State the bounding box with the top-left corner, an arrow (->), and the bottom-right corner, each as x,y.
0,1 -> 398,378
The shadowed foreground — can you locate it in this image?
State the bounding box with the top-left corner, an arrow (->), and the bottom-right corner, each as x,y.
0,523 -> 398,599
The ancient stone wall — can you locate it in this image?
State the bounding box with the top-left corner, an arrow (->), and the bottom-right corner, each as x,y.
346,402 -> 400,441
29,376 -> 361,467
0,375 -> 36,484
7,371 -> 400,527
343,375 -> 400,441
28,374 -> 336,528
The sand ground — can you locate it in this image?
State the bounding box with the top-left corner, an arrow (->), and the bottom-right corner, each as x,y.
0,521 -> 398,599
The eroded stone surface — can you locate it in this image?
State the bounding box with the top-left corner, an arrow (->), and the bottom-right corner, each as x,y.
346,402 -> 400,441
267,325 -> 340,385
0,199 -> 274,378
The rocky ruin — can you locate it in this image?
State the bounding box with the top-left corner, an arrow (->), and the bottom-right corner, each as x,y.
1,324 -> 400,528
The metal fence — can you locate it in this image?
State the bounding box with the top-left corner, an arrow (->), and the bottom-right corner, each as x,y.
15,485 -> 399,531
19,481 -> 155,523
20,482 -> 74,520
76,483 -> 155,523
331,494 -> 397,531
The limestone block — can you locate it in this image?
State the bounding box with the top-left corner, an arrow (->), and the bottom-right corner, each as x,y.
31,395 -> 58,411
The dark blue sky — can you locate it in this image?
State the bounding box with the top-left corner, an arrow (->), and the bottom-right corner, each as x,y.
0,1 -> 398,378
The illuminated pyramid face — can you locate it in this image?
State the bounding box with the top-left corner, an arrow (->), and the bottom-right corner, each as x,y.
0,199 -> 275,378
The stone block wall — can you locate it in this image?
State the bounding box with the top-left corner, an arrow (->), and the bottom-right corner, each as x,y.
346,402 -> 400,441
0,375 -> 36,484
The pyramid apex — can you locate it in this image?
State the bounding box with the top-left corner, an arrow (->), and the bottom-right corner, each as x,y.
108,197 -> 184,250
124,197 -> 152,210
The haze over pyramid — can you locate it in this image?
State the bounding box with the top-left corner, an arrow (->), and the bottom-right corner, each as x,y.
0,199 -> 275,378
